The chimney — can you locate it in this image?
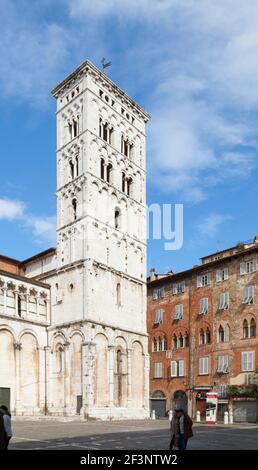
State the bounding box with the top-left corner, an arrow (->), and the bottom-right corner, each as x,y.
150,268 -> 156,282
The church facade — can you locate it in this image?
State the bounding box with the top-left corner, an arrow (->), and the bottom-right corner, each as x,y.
0,61 -> 150,420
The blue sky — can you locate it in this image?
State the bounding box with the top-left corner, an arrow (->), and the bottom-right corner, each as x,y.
1,0 -> 258,275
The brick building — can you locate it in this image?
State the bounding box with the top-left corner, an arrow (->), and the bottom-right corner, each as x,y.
147,238 -> 258,422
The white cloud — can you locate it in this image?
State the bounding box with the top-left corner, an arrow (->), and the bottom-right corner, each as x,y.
27,216 -> 56,245
0,198 -> 25,220
0,195 -> 56,245
198,213 -> 233,238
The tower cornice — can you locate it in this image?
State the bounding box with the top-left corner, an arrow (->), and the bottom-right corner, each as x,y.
51,60 -> 150,123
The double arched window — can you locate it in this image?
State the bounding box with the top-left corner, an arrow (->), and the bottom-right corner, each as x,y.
243,318 -> 256,338
218,324 -> 230,343
199,327 -> 211,345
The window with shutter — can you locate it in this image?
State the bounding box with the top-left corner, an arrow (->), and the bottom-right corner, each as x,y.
154,309 -> 163,324
216,270 -> 222,282
199,357 -> 209,375
174,304 -> 183,320
200,298 -> 208,314
171,361 -> 178,377
223,268 -> 229,280
243,286 -> 254,304
153,290 -> 158,300
241,352 -> 254,372
240,262 -> 246,275
172,284 -> 178,295
154,362 -> 163,378
178,360 -> 184,376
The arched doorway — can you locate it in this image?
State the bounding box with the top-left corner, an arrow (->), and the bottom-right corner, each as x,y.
150,390 -> 166,418
172,390 -> 187,412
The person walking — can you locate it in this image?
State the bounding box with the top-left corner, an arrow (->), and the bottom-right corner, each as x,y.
169,411 -> 180,450
0,405 -> 12,450
175,409 -> 193,450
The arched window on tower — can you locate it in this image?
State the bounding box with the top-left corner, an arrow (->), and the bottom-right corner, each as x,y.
100,158 -> 105,180
116,283 -> 121,306
114,208 -> 121,230
158,337 -> 163,351
122,172 -> 126,193
17,295 -> 22,317
109,126 -> 114,145
73,118 -> 78,138
69,160 -> 75,179
107,163 -> 113,184
72,198 -> 77,221
153,338 -> 157,352
75,155 -> 79,177
173,334 -> 177,349
250,318 -> 256,337
163,336 -> 168,351
243,319 -> 249,338
127,177 -> 133,197
184,333 -> 189,348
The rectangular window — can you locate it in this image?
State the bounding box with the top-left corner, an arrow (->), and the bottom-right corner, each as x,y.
243,286 -> 254,304
197,273 -> 211,288
241,351 -> 254,372
217,355 -> 229,373
174,304 -> 183,320
216,268 -> 229,282
199,357 -> 209,375
219,384 -> 228,398
171,360 -> 184,377
154,362 -> 163,378
172,281 -> 185,295
240,259 -> 257,275
154,309 -> 163,324
199,297 -> 208,315
219,292 -> 229,310
152,288 -> 165,300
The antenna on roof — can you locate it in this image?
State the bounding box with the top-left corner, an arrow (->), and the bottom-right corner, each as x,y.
101,58 -> 112,73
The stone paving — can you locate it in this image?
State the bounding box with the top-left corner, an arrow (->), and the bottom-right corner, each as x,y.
8,418 -> 258,450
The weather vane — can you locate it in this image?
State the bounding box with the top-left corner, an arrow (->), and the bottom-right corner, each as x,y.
101,58 -> 112,73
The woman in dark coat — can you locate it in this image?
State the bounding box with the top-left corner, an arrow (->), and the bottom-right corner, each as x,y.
0,413 -> 7,450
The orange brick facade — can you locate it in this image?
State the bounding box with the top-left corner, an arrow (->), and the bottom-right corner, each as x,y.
147,242 -> 258,421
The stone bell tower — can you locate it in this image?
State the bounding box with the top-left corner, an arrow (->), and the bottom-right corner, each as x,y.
49,60 -> 150,419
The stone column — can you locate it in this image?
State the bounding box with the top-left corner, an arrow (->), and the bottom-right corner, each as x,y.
14,342 -> 22,415
14,290 -> 19,316
44,346 -> 51,414
25,292 -> 30,318
82,341 -> 96,419
3,286 -> 7,313
38,347 -> 46,413
64,341 -> 71,414
143,353 -> 150,411
108,346 -> 115,407
127,348 -> 133,407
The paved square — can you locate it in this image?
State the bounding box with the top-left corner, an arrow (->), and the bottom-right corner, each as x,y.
8,419 -> 258,450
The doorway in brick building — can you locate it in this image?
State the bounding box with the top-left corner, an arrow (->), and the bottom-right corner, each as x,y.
150,390 -> 166,418
172,390 -> 187,412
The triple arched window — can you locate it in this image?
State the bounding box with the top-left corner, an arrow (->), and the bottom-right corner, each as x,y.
172,332 -> 189,349
152,336 -> 167,352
